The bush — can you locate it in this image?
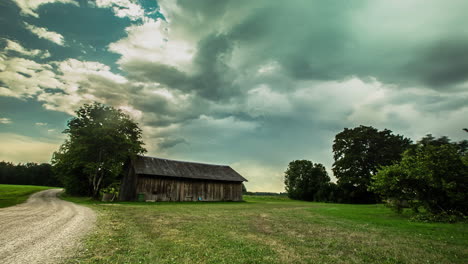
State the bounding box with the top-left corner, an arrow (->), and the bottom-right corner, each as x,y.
410,211 -> 467,223
371,135 -> 468,220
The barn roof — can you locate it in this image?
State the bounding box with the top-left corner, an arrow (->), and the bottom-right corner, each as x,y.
132,155 -> 248,182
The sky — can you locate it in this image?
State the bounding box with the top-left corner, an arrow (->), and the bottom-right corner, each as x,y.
1,0 -> 467,192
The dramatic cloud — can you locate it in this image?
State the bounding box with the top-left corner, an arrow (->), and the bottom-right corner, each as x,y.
37,59 -> 130,114
24,22 -> 65,45
2,0 -> 468,191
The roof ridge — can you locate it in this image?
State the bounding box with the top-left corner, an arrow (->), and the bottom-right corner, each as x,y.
137,155 -> 230,167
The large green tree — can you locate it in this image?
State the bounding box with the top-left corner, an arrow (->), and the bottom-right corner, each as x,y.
332,125 -> 411,203
371,135 -> 468,216
284,160 -> 330,201
52,103 -> 146,198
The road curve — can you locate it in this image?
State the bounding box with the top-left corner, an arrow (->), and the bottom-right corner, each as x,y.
0,189 -> 96,264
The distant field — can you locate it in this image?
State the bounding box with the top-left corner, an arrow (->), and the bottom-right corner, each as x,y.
64,195 -> 467,264
0,184 -> 55,208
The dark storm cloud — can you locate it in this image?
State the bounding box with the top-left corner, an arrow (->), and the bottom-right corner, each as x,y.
158,137 -> 188,149
3,0 -> 468,191
153,0 -> 468,99
191,33 -> 237,100
123,60 -> 191,88
123,33 -> 237,100
226,1 -> 358,81
405,38 -> 468,88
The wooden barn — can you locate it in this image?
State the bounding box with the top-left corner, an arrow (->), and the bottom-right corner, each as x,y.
119,155 -> 248,202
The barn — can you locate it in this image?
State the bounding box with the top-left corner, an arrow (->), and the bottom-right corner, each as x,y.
119,155 -> 248,202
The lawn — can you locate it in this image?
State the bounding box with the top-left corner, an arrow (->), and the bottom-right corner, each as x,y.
64,195 -> 467,264
0,184 -> 55,208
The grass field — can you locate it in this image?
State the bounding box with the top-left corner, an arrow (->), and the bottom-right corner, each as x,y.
63,195 -> 467,264
0,184 -> 55,208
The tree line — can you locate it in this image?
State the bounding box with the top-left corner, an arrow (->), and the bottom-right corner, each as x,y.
284,125 -> 467,220
0,161 -> 61,187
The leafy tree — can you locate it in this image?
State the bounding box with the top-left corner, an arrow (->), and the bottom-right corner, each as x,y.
0,161 -> 60,186
332,125 -> 411,203
314,182 -> 344,203
371,135 -> 468,216
284,160 -> 330,201
52,103 -> 146,198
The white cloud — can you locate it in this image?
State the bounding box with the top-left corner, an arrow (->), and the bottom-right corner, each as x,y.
56,59 -> 127,84
35,122 -> 48,126
3,39 -> 51,58
108,19 -> 196,72
0,50 -> 132,115
256,61 -> 281,75
0,56 -> 60,98
0,118 -> 12,124
36,59 -> 129,115
24,22 -> 65,45
118,105 -> 143,120
246,84 -> 292,118
193,115 -> 258,133
12,0 -> 77,17
0,133 -> 61,163
95,0 -> 145,21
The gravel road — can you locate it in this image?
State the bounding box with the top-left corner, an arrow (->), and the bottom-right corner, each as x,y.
0,189 -> 96,264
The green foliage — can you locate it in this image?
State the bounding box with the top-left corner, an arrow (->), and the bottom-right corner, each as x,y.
314,181 -> 344,203
332,125 -> 411,203
410,211 -> 467,223
284,160 -> 331,201
100,182 -> 121,200
0,161 -> 61,187
372,135 -> 468,219
52,103 -> 146,198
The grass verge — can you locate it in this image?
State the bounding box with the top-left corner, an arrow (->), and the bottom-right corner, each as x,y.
0,184 -> 56,208
63,195 -> 467,264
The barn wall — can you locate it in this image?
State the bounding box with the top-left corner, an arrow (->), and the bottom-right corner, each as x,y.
135,175 -> 243,202
119,165 -> 138,201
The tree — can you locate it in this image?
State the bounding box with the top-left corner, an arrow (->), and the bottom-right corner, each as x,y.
52,103 -> 146,198
332,125 -> 411,203
314,182 -> 344,203
284,160 -> 330,201
371,135 -> 468,216
0,161 -> 60,187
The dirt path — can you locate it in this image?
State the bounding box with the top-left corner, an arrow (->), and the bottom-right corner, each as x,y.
0,189 -> 96,264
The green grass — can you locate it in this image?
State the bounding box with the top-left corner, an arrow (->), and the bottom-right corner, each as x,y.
0,184 -> 56,208
63,195 -> 467,264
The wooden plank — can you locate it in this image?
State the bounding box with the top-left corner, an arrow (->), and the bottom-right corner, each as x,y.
133,175 -> 243,202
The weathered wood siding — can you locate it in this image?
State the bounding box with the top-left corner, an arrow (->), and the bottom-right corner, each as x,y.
119,166 -> 138,201
135,175 -> 243,202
